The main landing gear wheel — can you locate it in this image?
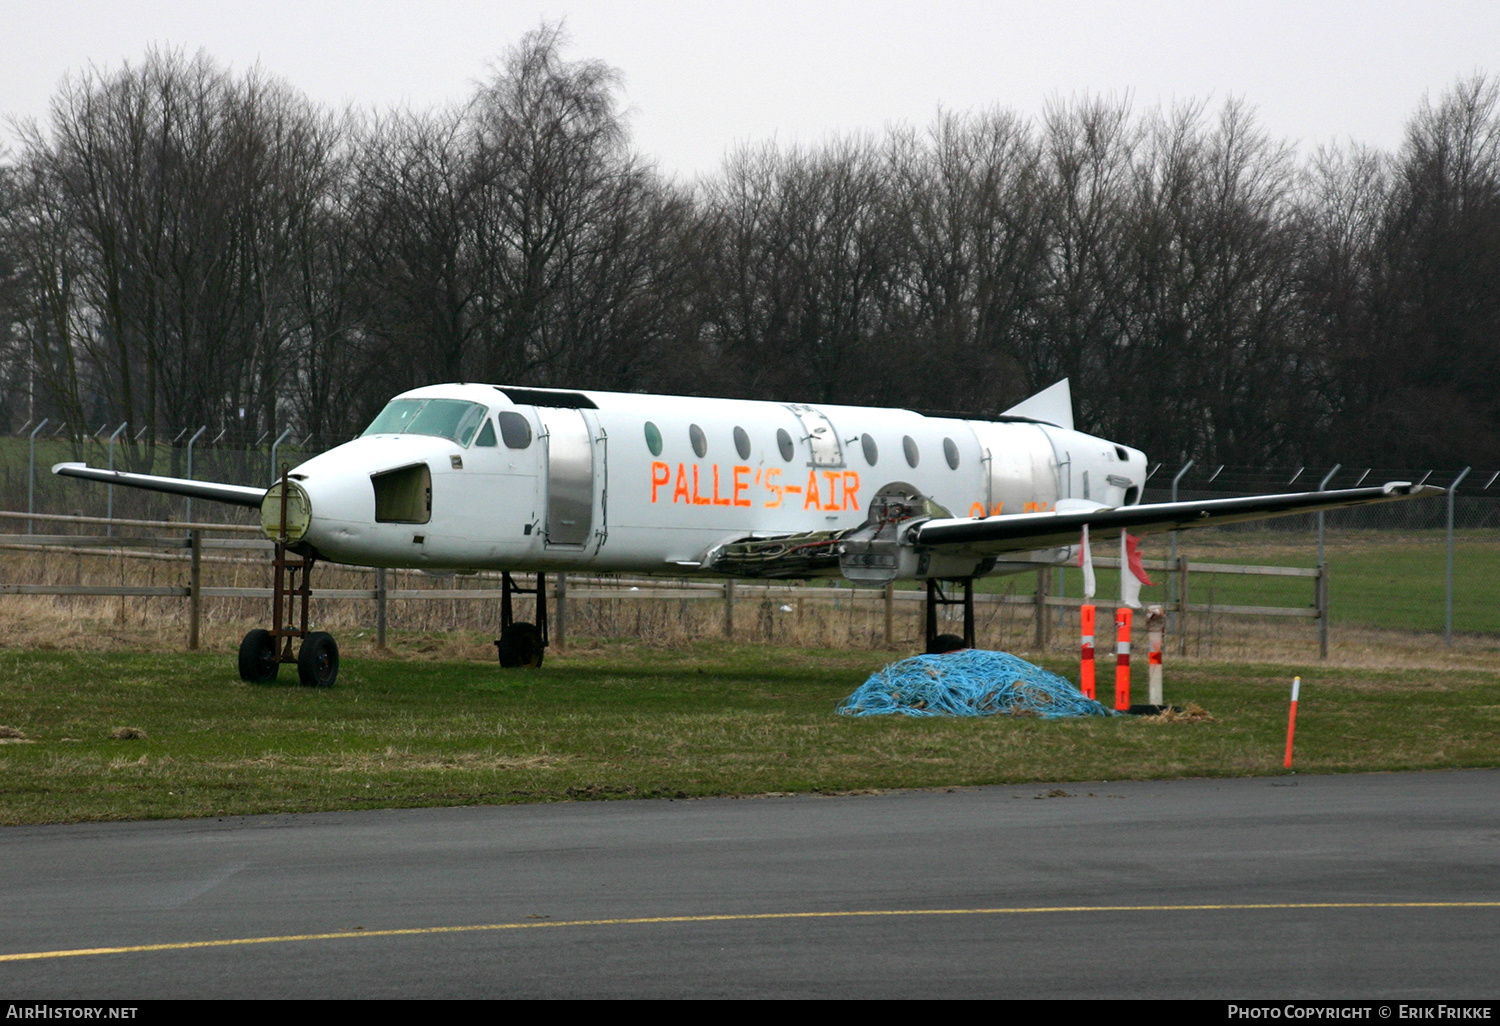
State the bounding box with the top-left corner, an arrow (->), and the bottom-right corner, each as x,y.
237,629 -> 279,683
297,631 -> 340,687
496,622 -> 545,669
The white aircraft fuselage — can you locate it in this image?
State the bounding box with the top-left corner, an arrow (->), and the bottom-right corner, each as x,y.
283,382 -> 1140,578
50,380 -> 1440,682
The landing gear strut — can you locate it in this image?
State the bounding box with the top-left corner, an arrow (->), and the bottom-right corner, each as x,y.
924,578 -> 975,654
237,467 -> 339,687
495,571 -> 548,668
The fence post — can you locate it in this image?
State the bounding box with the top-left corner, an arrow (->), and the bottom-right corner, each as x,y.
724,578 -> 735,639
1033,567 -> 1050,650
375,567 -> 388,650
1317,562 -> 1330,660
1446,467 -> 1471,647
269,428 -> 292,485
184,426 -> 206,524
106,423 -> 127,534
1168,462 -> 1194,632
188,529 -> 202,650
1316,464 -> 1341,569
555,573 -> 568,650
884,581 -> 894,648
1176,556 -> 1190,656
28,418 -> 50,534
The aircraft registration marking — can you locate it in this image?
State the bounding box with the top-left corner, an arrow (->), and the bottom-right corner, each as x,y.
651,462 -> 861,512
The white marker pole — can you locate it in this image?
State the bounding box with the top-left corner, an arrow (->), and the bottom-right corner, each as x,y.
1283,676 -> 1301,769
1146,605 -> 1165,706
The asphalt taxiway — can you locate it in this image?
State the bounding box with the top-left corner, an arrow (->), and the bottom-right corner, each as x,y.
2,770 -> 1497,998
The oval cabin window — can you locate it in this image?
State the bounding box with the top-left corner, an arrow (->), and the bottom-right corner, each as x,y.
777,428 -> 794,462
689,424 -> 707,458
733,426 -> 751,460
943,437 -> 960,470
861,434 -> 878,466
903,435 -> 920,468
644,421 -> 663,456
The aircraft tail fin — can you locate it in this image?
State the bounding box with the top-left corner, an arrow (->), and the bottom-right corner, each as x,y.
1002,379 -> 1073,431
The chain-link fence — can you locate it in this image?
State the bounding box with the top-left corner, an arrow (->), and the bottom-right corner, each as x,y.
0,424 -> 334,524
2,436 -> 1492,643
1143,463 -> 1493,531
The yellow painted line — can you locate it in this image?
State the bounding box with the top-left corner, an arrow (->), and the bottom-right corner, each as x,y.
3,902 -> 1497,963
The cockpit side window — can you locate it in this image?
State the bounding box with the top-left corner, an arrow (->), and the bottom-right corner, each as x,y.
474,419 -> 498,447
497,411 -> 533,449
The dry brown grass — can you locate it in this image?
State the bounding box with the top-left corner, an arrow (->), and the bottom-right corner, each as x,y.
1138,702 -> 1216,724
3,541 -> 1498,671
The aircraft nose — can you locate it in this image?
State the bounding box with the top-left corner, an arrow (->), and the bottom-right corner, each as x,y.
260,478 -> 314,542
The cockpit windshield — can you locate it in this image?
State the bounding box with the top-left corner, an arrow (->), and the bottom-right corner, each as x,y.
362,399 -> 487,446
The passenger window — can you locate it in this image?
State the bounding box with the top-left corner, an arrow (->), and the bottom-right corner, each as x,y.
861,434 -> 878,466
777,428 -> 794,462
498,411 -> 533,449
644,421 -> 663,457
733,426 -> 751,460
903,435 -> 920,468
689,424 -> 707,458
474,419 -> 497,447
943,438 -> 960,470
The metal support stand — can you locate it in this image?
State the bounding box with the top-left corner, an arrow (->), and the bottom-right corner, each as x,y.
238,466 -> 338,687
269,541 -> 316,664
498,571 -> 549,648
264,465 -> 314,665
924,578 -> 976,653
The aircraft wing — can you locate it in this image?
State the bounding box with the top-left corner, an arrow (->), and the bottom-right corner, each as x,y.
52,463 -> 268,509
911,482 -> 1441,557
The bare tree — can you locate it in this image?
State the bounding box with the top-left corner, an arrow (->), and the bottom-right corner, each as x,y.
884,108 -> 1047,412
8,49 -> 342,467
689,137 -> 900,405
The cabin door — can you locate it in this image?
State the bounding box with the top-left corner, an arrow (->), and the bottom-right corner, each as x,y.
536,407 -> 596,546
784,404 -> 844,467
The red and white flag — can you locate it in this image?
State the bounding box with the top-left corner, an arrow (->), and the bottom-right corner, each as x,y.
1119,532 -> 1154,608
1078,525 -> 1096,598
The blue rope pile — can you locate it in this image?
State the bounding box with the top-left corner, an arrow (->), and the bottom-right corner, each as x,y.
838,649 -> 1118,719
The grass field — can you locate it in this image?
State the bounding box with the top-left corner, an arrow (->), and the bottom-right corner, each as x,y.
3,523 -> 1498,828
2,639 -> 1498,826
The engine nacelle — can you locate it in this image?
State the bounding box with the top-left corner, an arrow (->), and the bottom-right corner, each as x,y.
837,482 -> 993,586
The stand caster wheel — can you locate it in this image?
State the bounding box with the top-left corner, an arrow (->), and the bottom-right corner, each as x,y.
297,631 -> 340,687
238,629 -> 279,683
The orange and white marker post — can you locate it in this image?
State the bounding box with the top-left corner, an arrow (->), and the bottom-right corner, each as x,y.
1283,676 -> 1301,768
1079,604 -> 1097,700
1114,607 -> 1132,712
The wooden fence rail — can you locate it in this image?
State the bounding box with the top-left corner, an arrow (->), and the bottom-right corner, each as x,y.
0,512 -> 1331,656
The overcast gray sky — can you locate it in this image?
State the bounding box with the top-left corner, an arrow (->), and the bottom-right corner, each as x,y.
4,1 -> 1496,180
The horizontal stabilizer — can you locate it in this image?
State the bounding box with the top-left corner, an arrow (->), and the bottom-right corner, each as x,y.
52,463 -> 268,509
912,482 -> 1442,556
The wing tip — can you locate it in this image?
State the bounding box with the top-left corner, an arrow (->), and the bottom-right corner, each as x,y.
1385,481 -> 1446,498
